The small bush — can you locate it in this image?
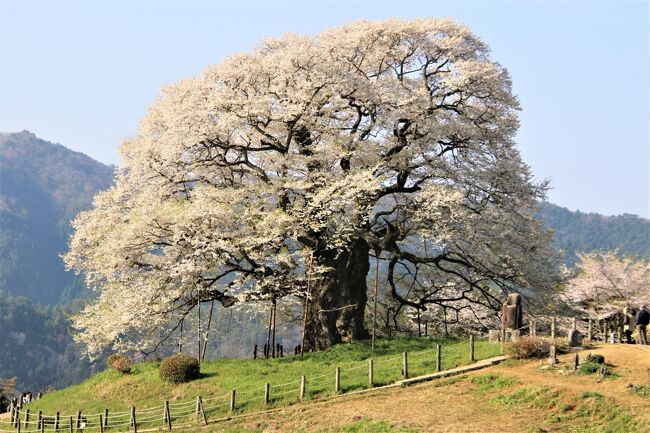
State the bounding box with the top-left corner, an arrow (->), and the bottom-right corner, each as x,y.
159,354 -> 200,384
504,336 -> 549,359
107,354 -> 131,374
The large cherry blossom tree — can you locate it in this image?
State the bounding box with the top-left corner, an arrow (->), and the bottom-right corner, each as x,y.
65,18 -> 560,357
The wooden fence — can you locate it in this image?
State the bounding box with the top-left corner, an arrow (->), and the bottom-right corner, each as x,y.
1,338 -> 485,433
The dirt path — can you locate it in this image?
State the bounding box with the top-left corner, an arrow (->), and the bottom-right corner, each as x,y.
210,344 -> 650,433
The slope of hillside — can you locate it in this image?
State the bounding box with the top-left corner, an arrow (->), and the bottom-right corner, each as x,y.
536,202 -> 650,265
215,344 -> 650,433
0,131 -> 114,303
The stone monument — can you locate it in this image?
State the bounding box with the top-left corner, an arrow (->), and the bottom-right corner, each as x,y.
501,293 -> 522,341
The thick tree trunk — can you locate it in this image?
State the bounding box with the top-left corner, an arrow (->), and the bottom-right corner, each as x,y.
304,238 -> 370,351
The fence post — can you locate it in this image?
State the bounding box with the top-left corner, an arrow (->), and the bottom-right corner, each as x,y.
230,390 -> 236,411
76,411 -> 81,430
300,376 -> 306,400
368,359 -> 374,387
253,344 -> 257,360
16,416 -> 20,433
550,317 -> 556,339
131,407 -> 138,433
37,411 -> 42,431
99,414 -> 104,433
549,345 -> 557,366
55,412 -> 60,430
530,319 -> 536,337
587,319 -> 592,342
23,409 -> 30,430
436,344 -> 442,372
68,416 -> 73,433
335,367 -> 341,393
164,401 -> 171,430
402,352 -> 409,379
264,383 -> 270,405
469,335 -> 475,362
103,410 -> 108,431
197,397 -> 207,425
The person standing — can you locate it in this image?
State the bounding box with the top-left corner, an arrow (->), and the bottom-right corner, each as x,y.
624,305 -> 637,344
636,305 -> 649,345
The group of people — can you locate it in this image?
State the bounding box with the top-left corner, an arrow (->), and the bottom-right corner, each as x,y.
8,392 -> 38,410
623,304 -> 649,345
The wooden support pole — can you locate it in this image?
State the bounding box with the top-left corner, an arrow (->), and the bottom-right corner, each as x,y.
402,352 -> 409,379
230,390 -> 236,412
264,383 -> 270,405
436,344 -> 442,372
164,401 -> 171,430
37,411 -> 42,431
76,411 -> 81,430
68,416 -> 73,433
130,406 -> 137,433
99,414 -> 104,433
335,367 -> 341,393
300,376 -> 306,401
55,412 -> 60,430
368,359 -> 374,387
103,410 -> 108,431
23,409 -> 30,430
16,416 -> 20,433
550,317 -> 556,339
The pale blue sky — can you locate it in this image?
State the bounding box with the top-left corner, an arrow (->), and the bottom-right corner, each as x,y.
1,1 -> 648,217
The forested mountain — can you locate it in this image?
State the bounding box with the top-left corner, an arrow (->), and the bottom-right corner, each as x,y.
0,291 -> 105,392
0,131 -> 114,304
536,202 -> 650,264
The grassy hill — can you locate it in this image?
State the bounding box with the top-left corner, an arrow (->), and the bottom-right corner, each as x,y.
17,338 -> 498,426
8,341 -> 649,433
217,344 -> 649,433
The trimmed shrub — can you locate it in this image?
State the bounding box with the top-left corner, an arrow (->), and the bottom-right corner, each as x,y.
504,336 -> 549,359
159,354 -> 200,384
107,354 -> 131,374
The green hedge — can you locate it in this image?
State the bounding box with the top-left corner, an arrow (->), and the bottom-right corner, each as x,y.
159,354 -> 200,384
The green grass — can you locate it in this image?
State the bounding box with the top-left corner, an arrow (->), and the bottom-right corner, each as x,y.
470,373 -> 518,391
310,419 -> 419,433
19,338 -> 498,432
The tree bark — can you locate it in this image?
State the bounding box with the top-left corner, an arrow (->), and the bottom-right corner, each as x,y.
304,238 -> 370,351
